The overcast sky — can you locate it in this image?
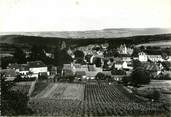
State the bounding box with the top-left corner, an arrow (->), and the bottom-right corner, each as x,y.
0,0 -> 171,32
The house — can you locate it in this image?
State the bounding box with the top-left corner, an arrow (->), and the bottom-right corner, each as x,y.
27,61 -> 48,78
75,71 -> 86,79
63,69 -> 74,77
114,61 -> 133,70
122,56 -> 132,62
167,56 -> 171,61
114,61 -> 123,70
7,61 -> 49,78
1,69 -> 16,81
148,55 -> 163,62
88,65 -> 96,71
18,64 -> 30,77
49,66 -> 58,75
63,64 -> 72,70
7,63 -> 20,71
138,52 -> 148,62
101,43 -> 109,49
73,64 -> 88,73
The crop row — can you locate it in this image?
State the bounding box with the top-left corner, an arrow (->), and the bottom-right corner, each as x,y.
28,83 -> 168,116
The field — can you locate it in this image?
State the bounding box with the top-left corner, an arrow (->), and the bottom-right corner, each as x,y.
136,40 -> 171,47
137,80 -> 171,111
28,82 -> 168,116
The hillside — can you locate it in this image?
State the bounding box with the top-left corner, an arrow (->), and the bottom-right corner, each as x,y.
0,28 -> 171,39
0,28 -> 171,48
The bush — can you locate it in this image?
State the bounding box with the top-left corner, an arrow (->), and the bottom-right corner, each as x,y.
122,76 -> 131,85
95,72 -> 106,80
152,90 -> 160,101
38,75 -> 48,80
146,90 -> 160,101
111,69 -> 126,75
156,73 -> 171,80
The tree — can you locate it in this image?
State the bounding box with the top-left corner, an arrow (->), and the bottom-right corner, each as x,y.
122,76 -> 131,85
74,50 -> 84,59
30,45 -> 46,61
93,57 -> 102,67
147,90 -> 160,101
162,61 -> 171,71
113,49 -> 120,57
140,46 -> 145,51
75,58 -> 86,65
111,69 -> 126,75
1,57 -> 15,69
161,52 -> 169,60
132,59 -> 141,70
152,90 -> 160,101
54,49 -> 73,66
95,72 -> 106,80
1,75 -> 32,115
13,47 -> 26,64
132,47 -> 141,57
131,67 -> 151,86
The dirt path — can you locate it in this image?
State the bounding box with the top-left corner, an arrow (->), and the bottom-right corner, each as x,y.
34,83 -> 54,98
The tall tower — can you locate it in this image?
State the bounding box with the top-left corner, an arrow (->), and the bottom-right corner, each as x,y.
60,41 -> 66,50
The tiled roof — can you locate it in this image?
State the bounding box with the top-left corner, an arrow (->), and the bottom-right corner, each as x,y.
63,69 -> 73,76
27,61 -> 46,68
63,64 -> 72,70
115,61 -> 124,64
8,63 -> 20,69
19,65 -> 29,71
1,69 -> 16,77
74,64 -> 81,68
88,65 -> 95,71
75,71 -> 86,76
142,63 -> 159,71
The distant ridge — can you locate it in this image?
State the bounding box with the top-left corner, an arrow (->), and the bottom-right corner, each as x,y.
0,28 -> 171,38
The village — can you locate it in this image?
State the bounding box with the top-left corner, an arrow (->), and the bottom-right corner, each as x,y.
1,42 -> 171,82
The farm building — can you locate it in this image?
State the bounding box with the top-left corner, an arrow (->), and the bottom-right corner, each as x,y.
7,61 -> 49,78
27,61 -> 49,78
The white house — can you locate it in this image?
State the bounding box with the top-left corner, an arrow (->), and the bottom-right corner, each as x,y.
114,61 -> 124,70
122,57 -> 132,62
28,61 -> 48,78
148,55 -> 163,62
138,52 -> 148,62
114,61 -> 133,70
18,65 -> 30,77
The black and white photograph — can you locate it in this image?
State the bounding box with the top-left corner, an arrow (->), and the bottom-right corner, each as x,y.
0,0 -> 171,116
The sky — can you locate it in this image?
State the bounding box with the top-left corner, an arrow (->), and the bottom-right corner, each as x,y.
0,0 -> 171,32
